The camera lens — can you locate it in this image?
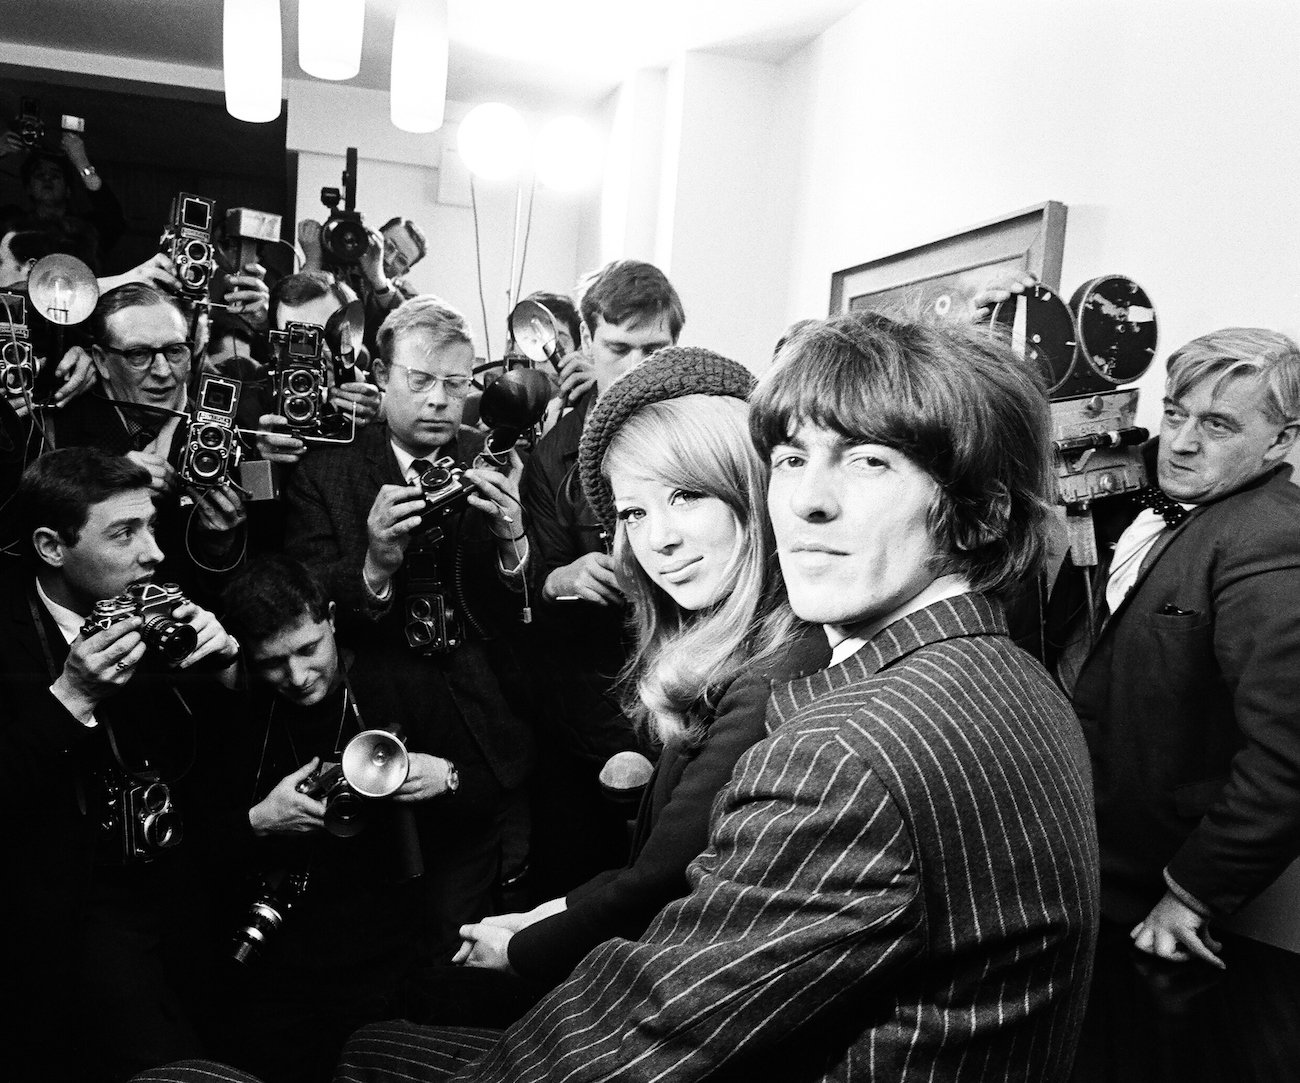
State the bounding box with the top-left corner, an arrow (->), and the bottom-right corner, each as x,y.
191,449 -> 223,479
323,790 -> 365,838
139,783 -> 170,814
232,898 -> 287,966
184,239 -> 211,262
283,395 -> 315,424
4,366 -> 30,393
140,616 -> 198,663
287,370 -> 317,394
197,424 -> 226,450
406,620 -> 432,647
141,808 -> 182,849
408,597 -> 432,621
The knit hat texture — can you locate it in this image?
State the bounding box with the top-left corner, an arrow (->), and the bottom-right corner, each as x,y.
579,346 -> 756,533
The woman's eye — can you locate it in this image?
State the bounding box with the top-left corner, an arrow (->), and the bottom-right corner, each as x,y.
670,489 -> 704,504
616,507 -> 644,523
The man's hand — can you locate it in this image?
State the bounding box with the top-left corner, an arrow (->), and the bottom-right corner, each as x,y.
464,450 -> 525,543
297,218 -> 324,271
50,345 -> 97,408
328,381 -> 382,428
365,483 -> 427,581
970,271 -> 1038,322
452,922 -> 515,973
60,131 -> 90,169
52,617 -> 146,716
223,263 -> 270,329
98,252 -> 182,294
126,449 -> 178,494
1130,890 -> 1225,969
249,758 -> 327,836
171,600 -> 240,671
190,482 -> 247,534
254,413 -> 307,465
392,752 -> 454,803
545,552 -> 624,605
0,131 -> 25,158
557,348 -> 596,405
358,227 -> 388,290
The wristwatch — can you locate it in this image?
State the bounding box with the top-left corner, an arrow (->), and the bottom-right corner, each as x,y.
80,165 -> 97,178
444,760 -> 460,796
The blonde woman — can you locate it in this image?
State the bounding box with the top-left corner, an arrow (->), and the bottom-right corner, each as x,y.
449,347 -> 826,1005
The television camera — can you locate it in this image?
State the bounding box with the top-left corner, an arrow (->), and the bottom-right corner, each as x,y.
320,146 -> 368,266
988,274 -> 1159,569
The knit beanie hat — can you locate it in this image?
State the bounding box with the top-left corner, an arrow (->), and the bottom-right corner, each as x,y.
579,346 -> 757,533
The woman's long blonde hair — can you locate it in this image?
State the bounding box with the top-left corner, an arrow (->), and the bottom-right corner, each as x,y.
603,394 -> 796,746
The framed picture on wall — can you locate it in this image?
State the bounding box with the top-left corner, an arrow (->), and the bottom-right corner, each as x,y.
829,201 -> 1068,321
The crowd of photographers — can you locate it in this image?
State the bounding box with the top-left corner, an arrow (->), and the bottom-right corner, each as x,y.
7,121 -> 1300,1083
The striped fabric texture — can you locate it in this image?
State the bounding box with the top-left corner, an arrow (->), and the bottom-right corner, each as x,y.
339,594 -> 1100,1083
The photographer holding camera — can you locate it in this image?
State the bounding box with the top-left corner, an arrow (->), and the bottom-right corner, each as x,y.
281,295 -> 536,910
1,447 -> 241,1083
0,125 -> 126,272
190,555 -> 503,1083
48,283 -> 250,591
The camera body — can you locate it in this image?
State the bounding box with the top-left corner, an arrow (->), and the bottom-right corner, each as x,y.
0,292 -> 35,395
15,97 -> 45,149
319,146 -> 368,265
82,582 -> 197,665
100,774 -> 183,863
178,373 -> 243,489
404,580 -> 463,655
295,761 -> 366,838
269,321 -> 329,430
161,193 -> 217,301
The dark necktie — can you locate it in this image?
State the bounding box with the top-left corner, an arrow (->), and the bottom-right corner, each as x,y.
409,458 -> 431,484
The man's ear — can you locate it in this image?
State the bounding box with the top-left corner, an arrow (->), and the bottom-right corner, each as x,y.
31,526 -> 67,569
327,600 -> 336,630
89,345 -> 112,383
371,360 -> 389,390
1265,420 -> 1300,463
579,320 -> 592,353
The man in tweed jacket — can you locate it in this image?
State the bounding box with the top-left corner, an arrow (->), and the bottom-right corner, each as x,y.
334,313 -> 1100,1082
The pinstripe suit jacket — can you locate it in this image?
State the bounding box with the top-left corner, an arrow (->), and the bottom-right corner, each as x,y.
448,593 -> 1099,1083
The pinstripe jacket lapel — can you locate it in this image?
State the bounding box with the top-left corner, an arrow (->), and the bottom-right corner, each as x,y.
772,593 -> 1006,731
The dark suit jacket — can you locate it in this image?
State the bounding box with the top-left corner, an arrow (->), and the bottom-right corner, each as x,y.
283,421 -> 534,790
507,627 -> 831,986
451,594 -> 1099,1083
1064,463 -> 1300,921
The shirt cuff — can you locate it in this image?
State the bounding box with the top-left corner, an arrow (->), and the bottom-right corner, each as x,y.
497,536 -> 530,583
363,566 -> 393,603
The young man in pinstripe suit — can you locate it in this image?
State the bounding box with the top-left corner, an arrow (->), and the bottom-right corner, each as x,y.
324,312 -> 1101,1083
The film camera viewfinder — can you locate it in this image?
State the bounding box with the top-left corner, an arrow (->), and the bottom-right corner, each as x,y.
161,193 -> 218,301
179,373 -> 243,489
82,582 -> 198,664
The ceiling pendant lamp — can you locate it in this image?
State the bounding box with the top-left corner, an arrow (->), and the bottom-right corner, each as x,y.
391,0 -> 449,133
223,0 -> 284,122
299,0 -> 365,81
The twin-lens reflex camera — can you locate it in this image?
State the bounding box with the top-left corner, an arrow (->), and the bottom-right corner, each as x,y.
160,193 -> 218,301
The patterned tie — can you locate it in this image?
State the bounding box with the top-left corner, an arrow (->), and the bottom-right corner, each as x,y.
1135,486 -> 1189,529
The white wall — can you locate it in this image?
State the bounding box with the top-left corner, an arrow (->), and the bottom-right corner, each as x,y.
778,0 -> 1300,432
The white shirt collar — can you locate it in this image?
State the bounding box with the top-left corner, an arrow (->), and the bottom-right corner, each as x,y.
823,576 -> 974,666
35,577 -> 86,645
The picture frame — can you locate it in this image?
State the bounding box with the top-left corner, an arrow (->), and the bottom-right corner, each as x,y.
828,201 -> 1068,321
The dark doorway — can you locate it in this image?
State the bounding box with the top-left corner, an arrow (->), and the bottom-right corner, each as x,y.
0,66 -> 290,275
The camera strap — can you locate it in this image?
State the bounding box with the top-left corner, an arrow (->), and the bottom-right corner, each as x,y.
26,582 -> 88,816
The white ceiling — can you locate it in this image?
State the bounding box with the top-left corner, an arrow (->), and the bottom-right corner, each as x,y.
4,0 -> 864,109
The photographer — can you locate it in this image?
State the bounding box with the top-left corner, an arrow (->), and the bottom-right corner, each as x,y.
1,447 -> 240,1083
517,259 -> 683,897
197,555 -> 503,1083
0,131 -> 126,272
298,216 -> 419,358
281,295 -> 535,908
48,283 -> 250,593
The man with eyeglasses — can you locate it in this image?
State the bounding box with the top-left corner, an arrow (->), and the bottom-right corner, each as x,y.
282,295 -> 536,949
48,283 -> 248,593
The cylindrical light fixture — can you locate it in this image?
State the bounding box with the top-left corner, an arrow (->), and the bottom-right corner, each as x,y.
223,0 -> 284,123
536,116 -> 603,192
457,103 -> 528,181
391,0 -> 448,133
299,0 -> 365,80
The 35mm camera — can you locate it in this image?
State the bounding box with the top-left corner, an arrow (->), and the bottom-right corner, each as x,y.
82,582 -> 197,664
